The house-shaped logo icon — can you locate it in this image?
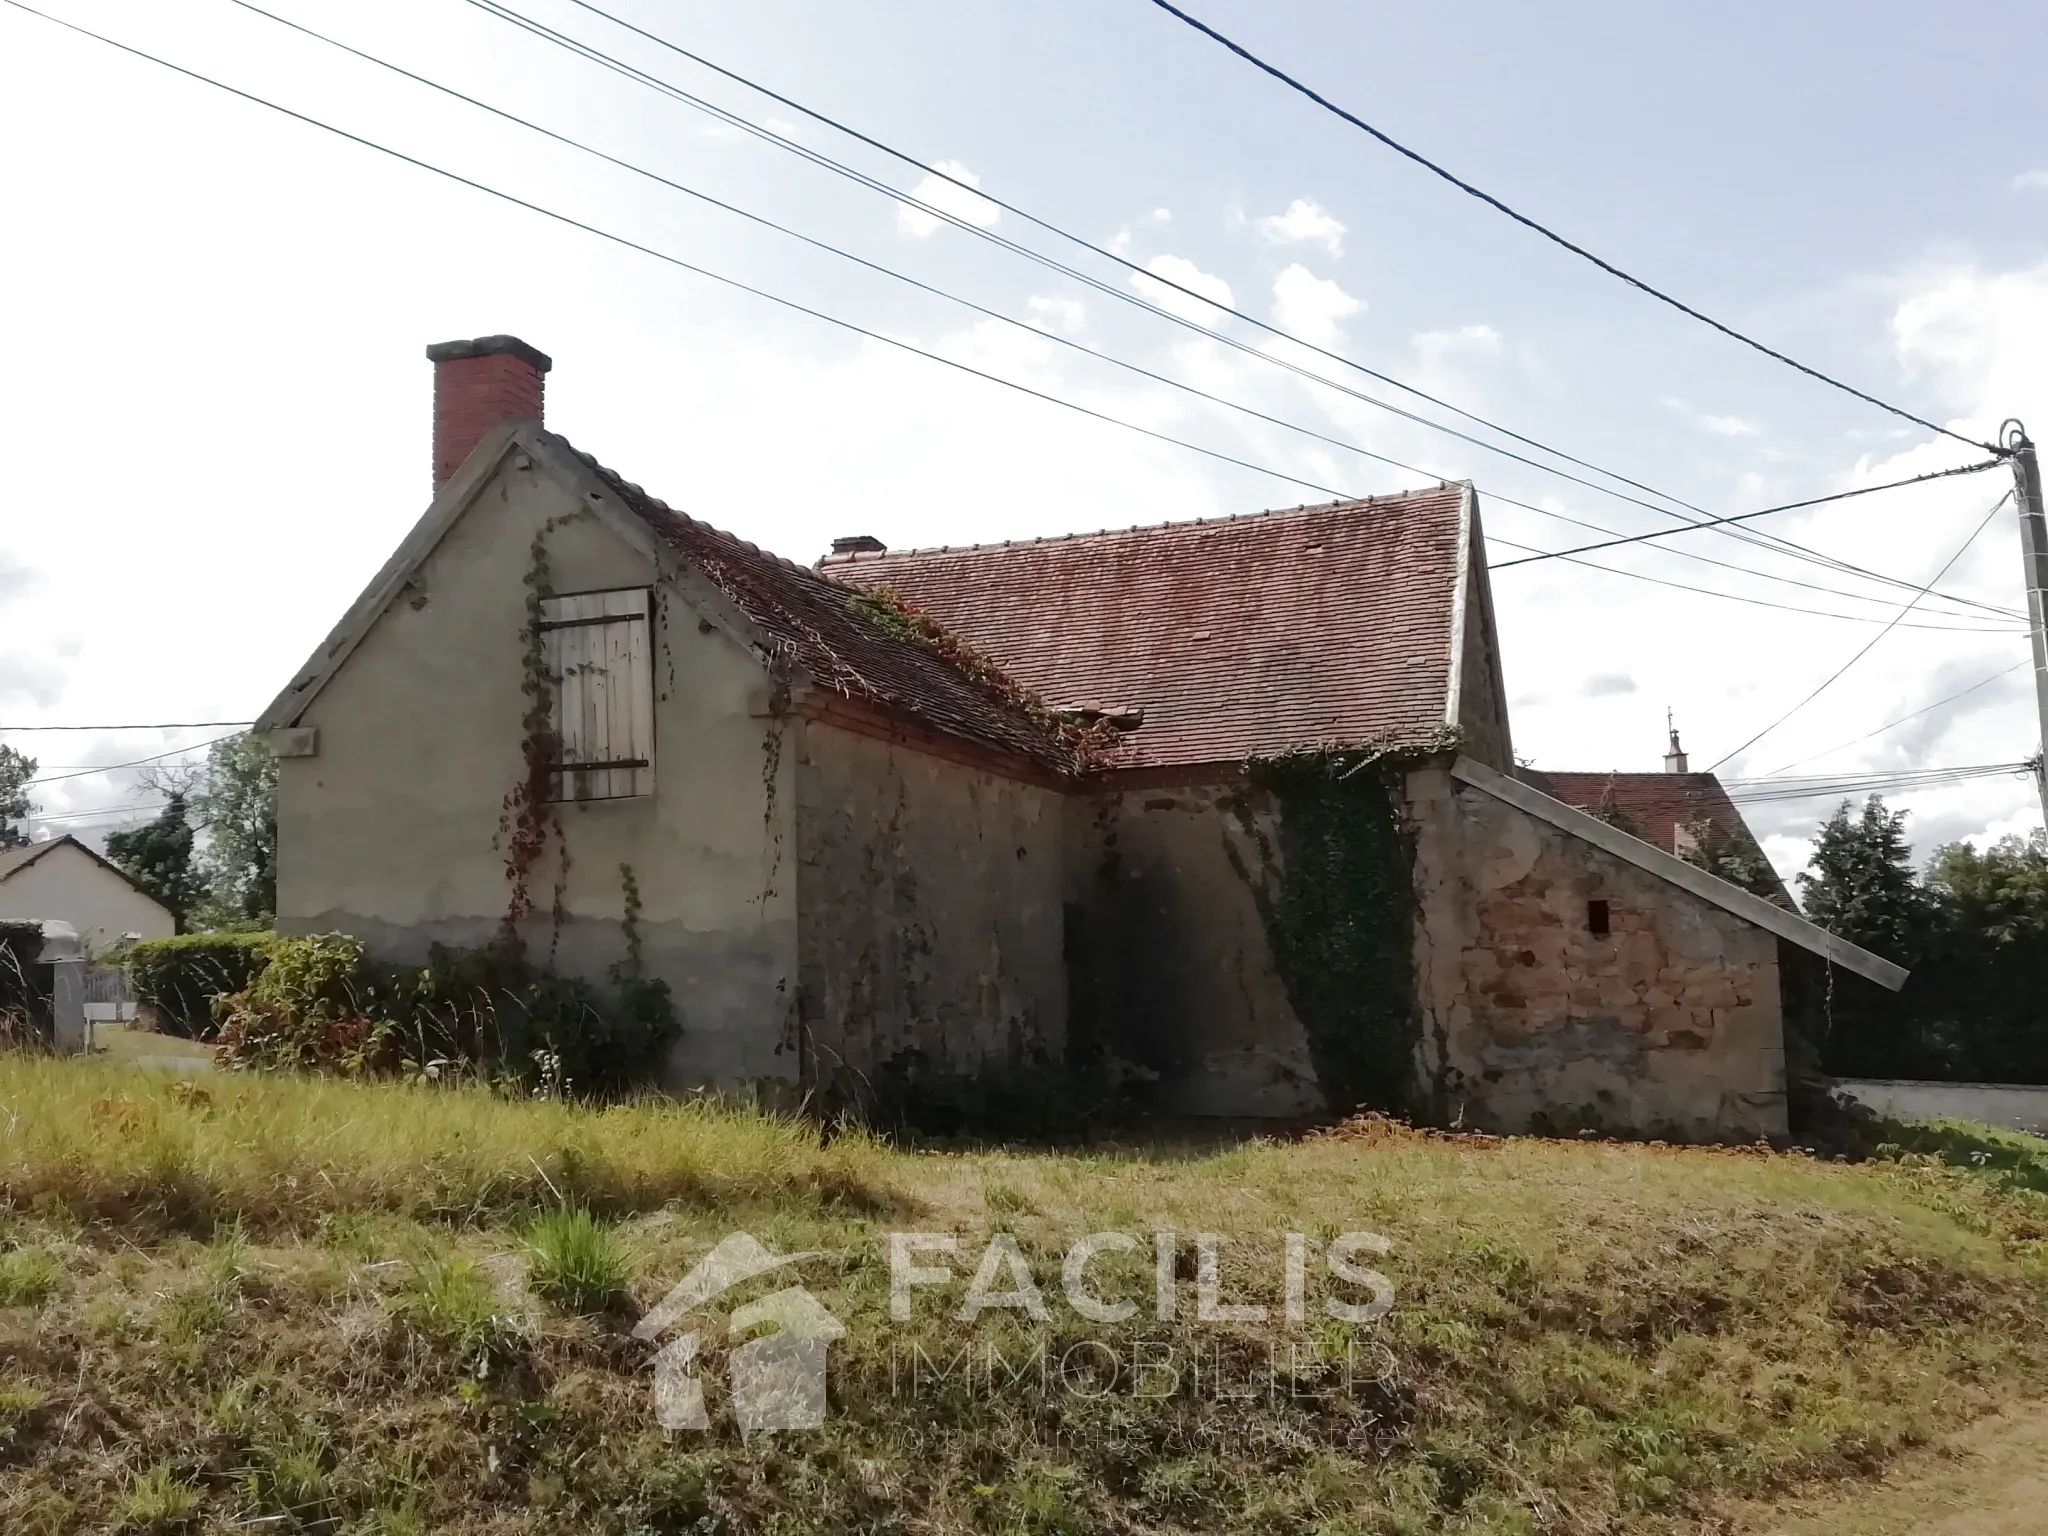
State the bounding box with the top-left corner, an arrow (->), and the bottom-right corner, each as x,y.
633,1232 -> 846,1437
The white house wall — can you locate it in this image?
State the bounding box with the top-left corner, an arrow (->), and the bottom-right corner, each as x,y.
273,458 -> 799,1090
0,844 -> 174,957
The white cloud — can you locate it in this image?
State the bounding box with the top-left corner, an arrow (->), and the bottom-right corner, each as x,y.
896,160 -> 1000,238
1130,254 -> 1234,325
1270,264 -> 1361,347
1411,323 -> 1501,368
2013,169 -> 2048,190
1027,296 -> 1085,335
1662,397 -> 1761,436
1254,198 -> 1345,256
1699,413 -> 1760,437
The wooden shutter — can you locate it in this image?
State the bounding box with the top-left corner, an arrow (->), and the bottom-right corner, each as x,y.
537,589 -> 654,801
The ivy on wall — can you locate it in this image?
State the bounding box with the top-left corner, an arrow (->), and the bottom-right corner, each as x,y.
498,511 -> 593,954
1235,741 -> 1448,1115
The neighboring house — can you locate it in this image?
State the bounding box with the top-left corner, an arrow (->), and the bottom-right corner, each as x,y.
0,836 -> 176,957
1525,729 -> 1796,908
257,337 -> 1904,1141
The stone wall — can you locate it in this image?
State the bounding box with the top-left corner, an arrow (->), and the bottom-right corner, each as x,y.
792,721 -> 1067,1106
1064,777 -> 1322,1118
1409,767 -> 1788,1141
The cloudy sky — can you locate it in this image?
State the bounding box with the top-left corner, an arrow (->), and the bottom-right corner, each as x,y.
2,0 -> 2045,881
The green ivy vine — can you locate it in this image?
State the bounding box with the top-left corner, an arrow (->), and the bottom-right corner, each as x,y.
498,509 -> 592,956
1232,735 -> 1457,1114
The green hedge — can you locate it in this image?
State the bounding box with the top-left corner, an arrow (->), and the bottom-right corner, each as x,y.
123,932 -> 275,1039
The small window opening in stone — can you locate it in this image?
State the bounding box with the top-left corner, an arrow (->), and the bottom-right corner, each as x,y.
1587,899 -> 1611,935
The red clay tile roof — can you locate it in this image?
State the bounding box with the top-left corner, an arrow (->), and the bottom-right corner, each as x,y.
1522,770 -> 1792,905
816,487 -> 1473,770
566,441 -> 1077,772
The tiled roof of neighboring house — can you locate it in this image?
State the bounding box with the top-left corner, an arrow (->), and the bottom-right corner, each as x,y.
0,840 -> 54,880
816,486 -> 1472,770
1522,769 -> 1794,906
569,445 -> 1080,772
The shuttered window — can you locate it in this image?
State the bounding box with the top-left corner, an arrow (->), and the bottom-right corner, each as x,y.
538,588 -> 654,801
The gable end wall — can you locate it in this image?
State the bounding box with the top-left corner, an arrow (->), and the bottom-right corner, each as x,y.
1407,766 -> 1787,1141
273,455 -> 799,1090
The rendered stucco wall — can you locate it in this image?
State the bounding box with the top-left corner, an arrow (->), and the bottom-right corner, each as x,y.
792,722 -> 1066,1104
1408,767 -> 1788,1141
1836,1079 -> 2048,1136
274,459 -> 798,1090
0,845 -> 175,956
1065,779 -> 1322,1118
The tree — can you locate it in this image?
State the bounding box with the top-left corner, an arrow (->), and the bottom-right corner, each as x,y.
105,793 -> 205,930
1919,831 -> 2048,1083
0,744 -> 35,848
1797,797 -> 1930,960
1677,816 -> 1784,902
192,733 -> 278,925
1795,796 -> 1942,1079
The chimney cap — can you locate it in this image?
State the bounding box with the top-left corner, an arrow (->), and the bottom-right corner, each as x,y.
830,534 -> 887,555
425,335 -> 553,374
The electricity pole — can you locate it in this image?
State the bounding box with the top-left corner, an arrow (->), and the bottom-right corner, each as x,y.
2005,421 -> 2048,826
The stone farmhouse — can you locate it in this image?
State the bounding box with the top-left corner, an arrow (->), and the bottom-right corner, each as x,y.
256,337 -> 1904,1141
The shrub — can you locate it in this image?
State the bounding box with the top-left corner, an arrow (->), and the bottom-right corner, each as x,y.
210,936 -> 678,1098
123,933 -> 274,1039
400,944 -> 677,1097
214,934 -> 391,1074
524,1208 -> 627,1313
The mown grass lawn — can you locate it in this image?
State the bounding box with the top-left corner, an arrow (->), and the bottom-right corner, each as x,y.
1,1055 -> 2045,1534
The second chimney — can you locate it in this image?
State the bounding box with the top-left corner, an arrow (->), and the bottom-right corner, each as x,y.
426,335 -> 552,492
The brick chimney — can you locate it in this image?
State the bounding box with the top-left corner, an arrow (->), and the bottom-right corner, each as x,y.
426,335 -> 552,492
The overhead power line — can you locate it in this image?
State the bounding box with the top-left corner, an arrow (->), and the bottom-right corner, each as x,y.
13,0 -> 2014,647
1723,762 -> 2032,806
0,719 -> 252,732
231,1 -> 2013,628
1707,492 -> 2015,772
0,0 -> 1429,515
1490,457 -> 2007,569
1484,534 -> 2024,633
27,800 -> 171,825
1140,0 -> 1995,454
61,0 -> 2001,612
475,0 -> 2022,622
25,733 -> 241,787
1763,661 -> 2032,776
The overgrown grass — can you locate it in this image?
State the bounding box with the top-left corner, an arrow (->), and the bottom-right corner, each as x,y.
0,1054 -> 892,1230
1,1054 -> 2045,1534
1871,1112 -> 2048,1195
524,1207 -> 627,1314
